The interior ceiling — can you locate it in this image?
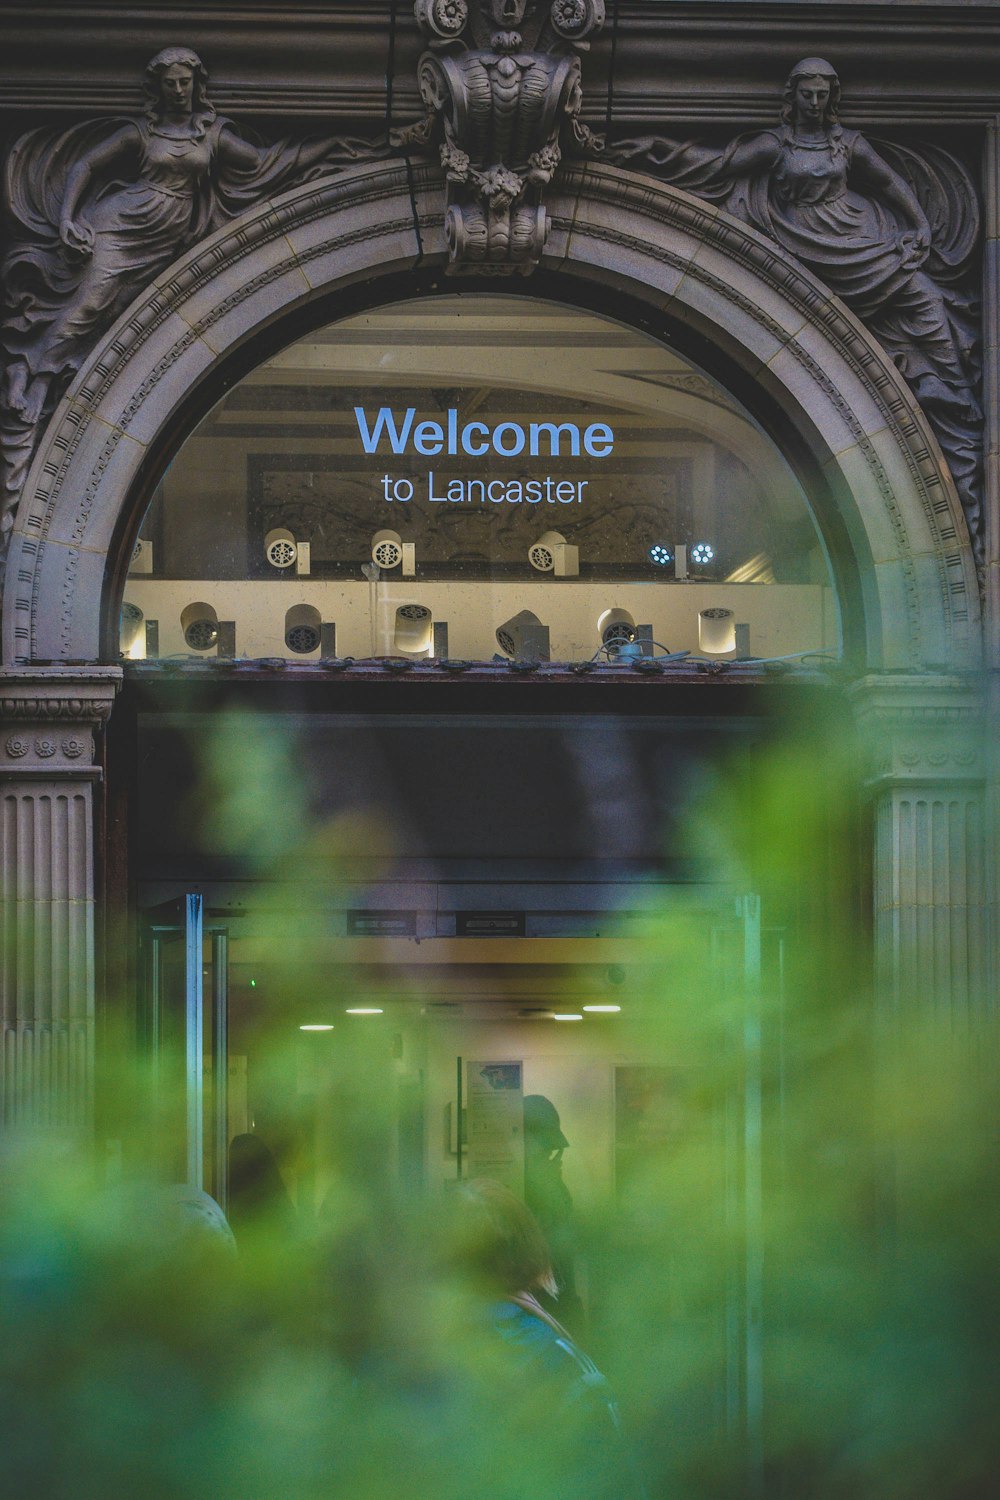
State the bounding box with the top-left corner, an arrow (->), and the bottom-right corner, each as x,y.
211,294 -> 797,495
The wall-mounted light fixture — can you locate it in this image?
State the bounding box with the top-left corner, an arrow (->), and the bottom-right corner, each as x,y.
496,609 -> 550,661
285,603 -> 323,655
690,541 -> 716,568
119,601 -> 144,658
528,531 -> 579,577
394,603 -> 433,655
129,539 -> 153,575
180,601 -> 219,651
597,607 -> 636,653
698,606 -> 736,654
372,530 -> 415,576
648,543 -> 673,568
265,528 -> 298,570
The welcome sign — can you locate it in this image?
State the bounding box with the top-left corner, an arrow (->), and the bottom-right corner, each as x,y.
354,406 -> 614,506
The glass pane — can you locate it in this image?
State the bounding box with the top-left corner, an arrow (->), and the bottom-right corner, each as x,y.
121,295 -> 838,665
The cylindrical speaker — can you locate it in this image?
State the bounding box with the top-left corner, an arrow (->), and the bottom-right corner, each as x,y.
394,603 -> 433,653
285,603 -> 322,654
528,531 -> 566,572
597,607 -> 636,649
698,607 -> 736,654
265,528 -> 298,569
372,529 -> 404,568
496,609 -> 542,657
119,601 -> 144,655
181,602 -> 219,651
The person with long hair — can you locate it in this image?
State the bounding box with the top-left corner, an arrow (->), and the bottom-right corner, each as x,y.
0,46 -> 385,518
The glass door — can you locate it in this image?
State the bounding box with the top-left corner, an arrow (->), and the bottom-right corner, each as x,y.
140,896 -> 230,1206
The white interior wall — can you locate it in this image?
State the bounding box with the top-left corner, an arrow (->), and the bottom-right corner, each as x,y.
122,577 -> 837,661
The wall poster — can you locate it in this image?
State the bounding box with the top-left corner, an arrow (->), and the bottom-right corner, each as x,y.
466,1060 -> 524,1193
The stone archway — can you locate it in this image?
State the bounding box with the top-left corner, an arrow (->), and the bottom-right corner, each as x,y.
0,161 -> 989,1136
0,158 -> 982,671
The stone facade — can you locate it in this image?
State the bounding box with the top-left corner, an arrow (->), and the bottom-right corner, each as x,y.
1,1 -> 998,1138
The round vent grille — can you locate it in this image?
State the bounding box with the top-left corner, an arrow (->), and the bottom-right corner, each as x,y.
265,528 -> 297,569
372,531 -> 404,568
496,626 -> 516,656
603,619 -> 635,646
185,618 -> 218,651
397,603 -> 431,622
528,530 -> 566,573
701,607 -> 732,620
287,624 -> 320,654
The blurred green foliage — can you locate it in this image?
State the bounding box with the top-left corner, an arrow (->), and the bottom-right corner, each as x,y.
1,700 -> 997,1498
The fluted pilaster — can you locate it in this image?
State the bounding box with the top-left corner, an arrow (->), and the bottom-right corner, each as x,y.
0,668 -> 120,1133
851,675 -> 989,1019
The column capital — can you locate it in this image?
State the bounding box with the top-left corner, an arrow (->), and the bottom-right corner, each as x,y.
847,671 -> 985,789
0,666 -> 122,780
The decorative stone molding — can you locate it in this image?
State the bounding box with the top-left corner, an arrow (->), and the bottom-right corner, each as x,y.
850,672 -> 989,1016
607,58 -> 984,564
0,667 -> 121,778
394,0 -> 604,274
0,161 -> 980,674
0,45 -> 390,556
849,673 -> 985,788
0,666 -> 121,1133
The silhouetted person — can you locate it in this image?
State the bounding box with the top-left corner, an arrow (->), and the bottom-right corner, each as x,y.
523,1094 -> 585,1333
227,1132 -> 299,1246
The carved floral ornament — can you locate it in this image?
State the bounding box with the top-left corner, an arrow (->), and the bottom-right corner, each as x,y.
395,0 -> 606,272
2,732 -> 90,763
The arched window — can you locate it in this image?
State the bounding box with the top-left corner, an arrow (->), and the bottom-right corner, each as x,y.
120,294 -> 838,665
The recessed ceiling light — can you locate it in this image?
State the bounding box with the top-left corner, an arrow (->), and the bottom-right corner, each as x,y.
582,1005 -> 622,1013
299,1024 -> 334,1032
346,1008 -> 384,1016
552,1012 -> 583,1021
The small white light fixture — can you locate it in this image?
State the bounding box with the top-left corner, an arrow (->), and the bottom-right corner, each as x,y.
528,531 -> 579,577
597,607 -> 636,652
265,528 -> 298,569
346,1008 -> 384,1016
299,1024 -> 334,1032
496,609 -> 549,660
582,1004 -> 622,1013
552,1012 -> 584,1021
130,539 -> 154,575
698,607 -> 736,654
371,529 -> 403,569
180,601 -> 219,651
690,541 -> 716,567
120,601 -> 144,657
285,603 -> 322,654
394,603 -> 433,654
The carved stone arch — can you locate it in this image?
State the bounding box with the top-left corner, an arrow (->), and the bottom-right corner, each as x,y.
0,159 -> 980,669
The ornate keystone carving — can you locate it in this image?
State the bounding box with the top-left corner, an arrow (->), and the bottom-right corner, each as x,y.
609,58 -> 984,563
0,46 -> 390,558
395,0 -> 605,275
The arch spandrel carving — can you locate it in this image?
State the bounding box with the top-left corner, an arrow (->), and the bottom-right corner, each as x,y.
0,159 -> 980,672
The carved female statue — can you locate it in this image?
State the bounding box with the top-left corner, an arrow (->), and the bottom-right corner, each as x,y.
1,46 -> 384,532
611,58 -> 982,543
